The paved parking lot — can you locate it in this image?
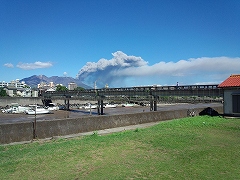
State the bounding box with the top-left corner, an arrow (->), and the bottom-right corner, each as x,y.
0,103 -> 222,125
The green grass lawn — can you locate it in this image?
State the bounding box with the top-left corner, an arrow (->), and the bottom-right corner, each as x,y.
1,116 -> 240,180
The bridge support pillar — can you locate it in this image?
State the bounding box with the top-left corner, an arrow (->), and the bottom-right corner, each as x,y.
64,96 -> 71,111
64,99 -> 70,111
97,96 -> 104,115
64,99 -> 67,108
67,99 -> 70,110
97,100 -> 100,115
101,100 -> 104,115
150,95 -> 157,111
97,100 -> 104,115
150,100 -> 153,111
154,100 -> 157,111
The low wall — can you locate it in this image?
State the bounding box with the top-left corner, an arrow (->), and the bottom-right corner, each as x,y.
0,106 -> 223,144
0,97 -> 97,107
0,97 -> 42,107
0,122 -> 33,144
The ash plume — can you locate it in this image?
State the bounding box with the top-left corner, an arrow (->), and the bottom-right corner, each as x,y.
77,51 -> 148,88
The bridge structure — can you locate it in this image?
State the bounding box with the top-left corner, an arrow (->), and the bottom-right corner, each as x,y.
41,84 -> 223,114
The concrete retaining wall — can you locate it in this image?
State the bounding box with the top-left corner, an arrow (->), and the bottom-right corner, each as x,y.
0,97 -> 96,107
0,122 -> 33,144
0,106 -> 223,144
0,97 -> 42,107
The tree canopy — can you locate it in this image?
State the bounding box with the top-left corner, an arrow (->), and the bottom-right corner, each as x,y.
74,87 -> 85,91
56,85 -> 68,92
0,87 -> 7,96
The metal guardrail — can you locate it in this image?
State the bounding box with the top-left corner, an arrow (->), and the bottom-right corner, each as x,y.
42,84 -> 223,99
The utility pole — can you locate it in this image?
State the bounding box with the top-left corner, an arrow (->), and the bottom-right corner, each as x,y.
33,105 -> 37,139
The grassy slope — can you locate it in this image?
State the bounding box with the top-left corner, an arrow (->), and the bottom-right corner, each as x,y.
0,116 -> 240,180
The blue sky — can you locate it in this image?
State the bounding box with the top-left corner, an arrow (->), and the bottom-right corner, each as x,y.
1,0 -> 240,88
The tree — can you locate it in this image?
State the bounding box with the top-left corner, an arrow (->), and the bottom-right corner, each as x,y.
56,85 -> 68,92
24,85 -> 31,88
74,87 -> 85,91
0,87 -> 7,97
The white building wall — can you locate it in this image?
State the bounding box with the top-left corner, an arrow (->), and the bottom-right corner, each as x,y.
223,89 -> 240,114
0,82 -> 8,87
32,91 -> 39,97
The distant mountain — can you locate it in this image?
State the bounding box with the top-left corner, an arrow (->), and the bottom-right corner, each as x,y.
20,75 -> 92,89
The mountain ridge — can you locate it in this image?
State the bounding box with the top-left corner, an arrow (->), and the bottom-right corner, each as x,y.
20,75 -> 92,89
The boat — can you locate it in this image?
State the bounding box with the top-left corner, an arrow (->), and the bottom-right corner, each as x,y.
1,103 -> 30,113
25,105 -> 50,115
47,103 -> 59,111
122,103 -> 134,107
82,103 -> 98,109
104,103 -> 117,108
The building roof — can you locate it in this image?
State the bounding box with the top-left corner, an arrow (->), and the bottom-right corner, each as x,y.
218,74 -> 240,88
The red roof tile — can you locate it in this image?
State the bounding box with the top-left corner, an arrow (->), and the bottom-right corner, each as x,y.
218,74 -> 240,88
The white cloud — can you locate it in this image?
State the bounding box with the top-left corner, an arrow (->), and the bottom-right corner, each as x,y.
116,56 -> 240,77
77,51 -> 240,87
4,63 -> 14,68
17,61 -> 53,70
63,72 -> 67,76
